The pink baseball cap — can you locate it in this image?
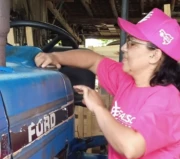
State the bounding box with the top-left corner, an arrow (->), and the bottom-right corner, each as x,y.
118,8 -> 180,61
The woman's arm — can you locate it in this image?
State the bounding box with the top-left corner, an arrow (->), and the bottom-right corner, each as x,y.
73,85 -> 146,159
34,49 -> 104,74
94,106 -> 145,159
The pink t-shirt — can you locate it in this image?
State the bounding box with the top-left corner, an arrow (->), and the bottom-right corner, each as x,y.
97,58 -> 180,159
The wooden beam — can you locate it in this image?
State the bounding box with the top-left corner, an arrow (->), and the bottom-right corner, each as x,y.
171,0 -> 176,11
64,0 -> 74,2
26,27 -> 34,46
140,0 -> 144,14
85,35 -> 120,39
68,17 -> 140,24
46,1 -> 82,43
68,15 -> 180,25
41,0 -> 47,22
7,28 -> 16,45
75,107 -> 84,138
109,0 -> 118,18
80,0 -> 93,17
164,4 -> 171,17
68,18 -> 117,24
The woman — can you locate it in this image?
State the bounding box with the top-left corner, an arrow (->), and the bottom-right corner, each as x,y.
35,8 -> 180,159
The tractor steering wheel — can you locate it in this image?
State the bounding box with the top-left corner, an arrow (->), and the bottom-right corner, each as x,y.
10,20 -> 78,52
10,20 -> 95,107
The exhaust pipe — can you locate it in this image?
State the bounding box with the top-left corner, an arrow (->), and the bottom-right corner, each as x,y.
0,0 -> 10,66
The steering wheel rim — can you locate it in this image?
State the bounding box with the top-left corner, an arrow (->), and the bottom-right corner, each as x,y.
10,20 -> 79,52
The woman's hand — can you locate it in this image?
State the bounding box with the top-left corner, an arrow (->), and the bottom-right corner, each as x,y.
34,52 -> 61,69
73,85 -> 105,112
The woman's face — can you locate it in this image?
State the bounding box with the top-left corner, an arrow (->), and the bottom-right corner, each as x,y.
121,36 -> 157,76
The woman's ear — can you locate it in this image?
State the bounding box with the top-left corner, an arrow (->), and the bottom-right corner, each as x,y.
149,49 -> 162,64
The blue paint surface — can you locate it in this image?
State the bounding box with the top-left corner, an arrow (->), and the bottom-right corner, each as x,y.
0,46 -> 74,159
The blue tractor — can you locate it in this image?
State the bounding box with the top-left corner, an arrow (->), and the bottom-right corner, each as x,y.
0,0 -> 107,158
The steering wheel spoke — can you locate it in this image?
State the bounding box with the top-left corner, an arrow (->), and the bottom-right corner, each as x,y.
42,35 -> 61,52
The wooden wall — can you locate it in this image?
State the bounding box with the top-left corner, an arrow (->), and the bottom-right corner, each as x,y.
11,0 -> 47,22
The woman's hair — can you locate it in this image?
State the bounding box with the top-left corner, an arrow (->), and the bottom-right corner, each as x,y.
147,43 -> 180,91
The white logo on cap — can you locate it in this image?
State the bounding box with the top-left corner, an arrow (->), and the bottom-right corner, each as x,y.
159,29 -> 174,45
138,11 -> 153,23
